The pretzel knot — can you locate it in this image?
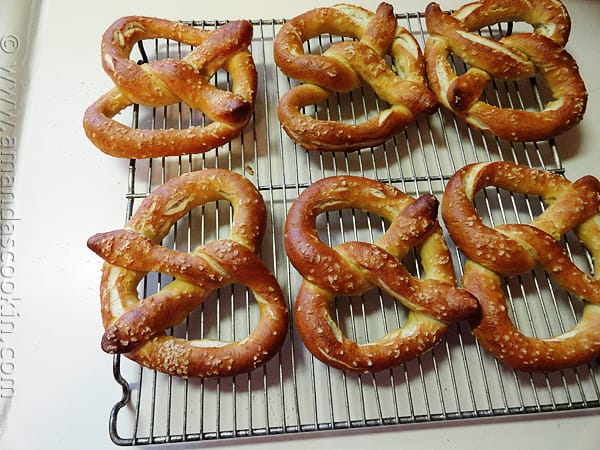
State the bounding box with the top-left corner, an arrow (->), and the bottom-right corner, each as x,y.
87,169 -> 288,377
424,0 -> 587,142
83,16 -> 258,159
274,3 -> 437,152
284,176 -> 478,372
443,162 -> 600,371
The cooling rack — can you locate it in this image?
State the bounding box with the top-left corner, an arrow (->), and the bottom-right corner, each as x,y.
105,13 -> 600,446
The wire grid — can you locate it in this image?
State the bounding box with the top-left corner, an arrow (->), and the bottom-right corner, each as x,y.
106,14 -> 600,446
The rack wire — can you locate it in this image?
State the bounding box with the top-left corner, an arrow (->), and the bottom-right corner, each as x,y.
105,13 -> 600,446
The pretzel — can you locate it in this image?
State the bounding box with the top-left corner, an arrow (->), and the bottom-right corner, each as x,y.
424,0 -> 587,142
284,176 -> 478,372
442,161 -> 600,371
83,16 -> 258,159
87,169 -> 288,377
274,3 -> 437,152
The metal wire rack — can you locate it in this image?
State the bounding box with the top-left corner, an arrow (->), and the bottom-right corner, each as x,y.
105,13 -> 600,446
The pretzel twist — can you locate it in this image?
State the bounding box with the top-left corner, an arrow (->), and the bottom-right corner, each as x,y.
285,176 -> 478,372
83,16 -> 258,159
87,169 -> 288,377
442,162 -> 600,371
274,3 -> 437,152
424,0 -> 587,142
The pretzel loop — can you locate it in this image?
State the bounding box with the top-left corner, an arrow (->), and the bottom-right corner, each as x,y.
274,3 -> 437,152
442,162 -> 600,370
87,169 -> 288,377
424,0 -> 587,142
285,176 -> 478,372
83,17 -> 258,158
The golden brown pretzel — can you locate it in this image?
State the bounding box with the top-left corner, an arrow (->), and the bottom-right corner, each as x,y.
284,176 -> 478,372
424,0 -> 587,142
442,162 -> 600,371
274,3 -> 437,152
87,169 -> 288,377
83,16 -> 258,159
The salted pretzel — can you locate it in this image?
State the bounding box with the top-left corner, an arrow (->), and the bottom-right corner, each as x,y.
87,169 -> 288,377
83,16 -> 258,159
274,3 -> 437,152
442,162 -> 600,371
284,176 -> 478,372
424,0 -> 587,142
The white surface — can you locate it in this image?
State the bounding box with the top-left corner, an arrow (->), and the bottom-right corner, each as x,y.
1,0 -> 599,449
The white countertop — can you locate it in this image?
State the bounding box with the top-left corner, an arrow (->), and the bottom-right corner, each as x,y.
1,0 -> 599,448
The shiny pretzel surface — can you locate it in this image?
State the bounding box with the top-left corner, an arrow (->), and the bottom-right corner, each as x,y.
87,169 -> 288,377
285,176 -> 478,372
274,2 -> 437,152
424,0 -> 587,142
83,16 -> 257,158
442,161 -> 600,371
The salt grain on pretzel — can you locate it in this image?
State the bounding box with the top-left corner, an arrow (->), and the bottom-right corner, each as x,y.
274,3 -> 437,152
424,0 -> 587,142
83,16 -> 258,158
285,176 -> 478,372
87,169 -> 288,377
443,161 -> 600,371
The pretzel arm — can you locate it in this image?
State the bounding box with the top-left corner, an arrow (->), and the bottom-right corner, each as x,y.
463,261 -> 600,371
425,3 -> 535,79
